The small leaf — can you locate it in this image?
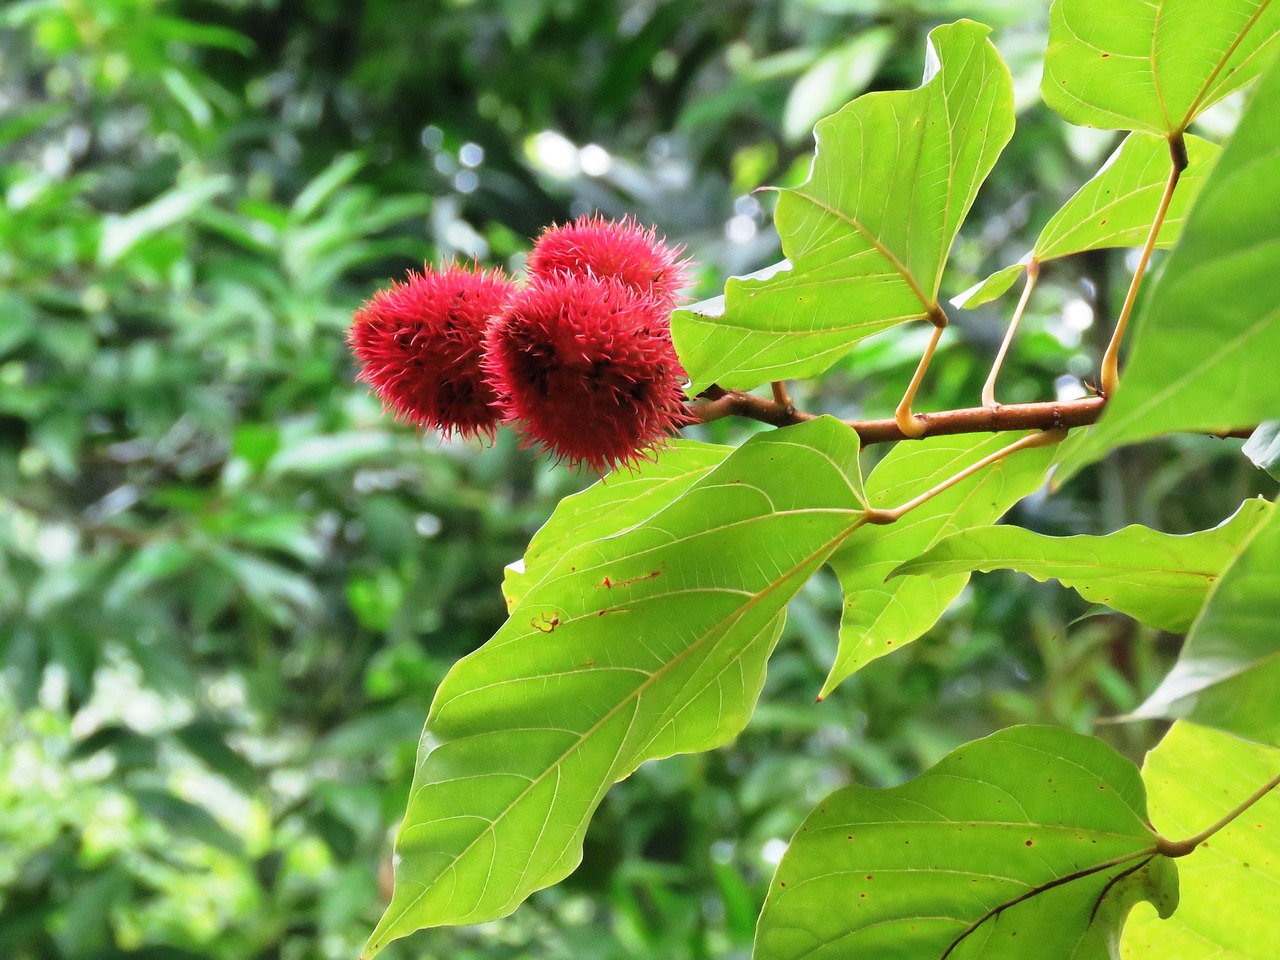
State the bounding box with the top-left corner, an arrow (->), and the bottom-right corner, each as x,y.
1061,56 -> 1280,473
952,261 -> 1025,310
1243,421 -> 1280,480
755,726 -> 1177,960
891,498 -> 1272,633
290,152 -> 365,223
1122,722 -> 1280,959
1033,133 -> 1218,263
1043,0 -> 1280,134
823,432 -> 1056,698
673,20 -> 1014,391
368,418 -> 869,955
1134,499 -> 1280,746
98,176 -> 231,265
958,133 -> 1219,309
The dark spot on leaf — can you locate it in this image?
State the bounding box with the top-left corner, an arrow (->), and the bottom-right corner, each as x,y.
1025,840 -> 1034,847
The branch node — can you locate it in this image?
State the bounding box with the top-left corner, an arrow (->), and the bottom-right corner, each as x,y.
864,508 -> 897,526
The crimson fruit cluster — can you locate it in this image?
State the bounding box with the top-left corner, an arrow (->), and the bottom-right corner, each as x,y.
347,216 -> 691,472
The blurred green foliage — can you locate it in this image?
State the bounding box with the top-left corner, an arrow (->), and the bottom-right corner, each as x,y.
0,1 -> 1270,958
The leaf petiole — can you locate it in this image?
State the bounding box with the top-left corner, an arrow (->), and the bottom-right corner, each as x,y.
1099,133 -> 1188,396
1156,770 -> 1280,858
983,259 -> 1040,408
866,427 -> 1066,525
894,310 -> 948,437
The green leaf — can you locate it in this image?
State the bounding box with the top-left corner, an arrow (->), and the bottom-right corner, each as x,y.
822,432 -> 1056,698
503,440 -> 731,608
958,133 -> 1219,309
672,20 -> 1014,392
98,176 -> 231,265
1043,0 -> 1280,135
1134,499 -> 1280,746
1034,133 -> 1219,262
1061,56 -> 1280,474
952,261 -> 1025,310
890,498 -> 1272,633
290,152 -> 365,223
755,726 -> 1177,960
367,418 -> 869,955
783,28 -> 894,143
1122,722 -> 1280,959
1243,421 -> 1280,479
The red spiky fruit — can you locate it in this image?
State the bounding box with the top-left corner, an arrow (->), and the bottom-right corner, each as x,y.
485,272 -> 690,472
348,263 -> 514,438
526,215 -> 689,309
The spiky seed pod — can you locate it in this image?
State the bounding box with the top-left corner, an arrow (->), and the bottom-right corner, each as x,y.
485,272 -> 690,473
526,214 -> 689,310
348,263 -> 514,438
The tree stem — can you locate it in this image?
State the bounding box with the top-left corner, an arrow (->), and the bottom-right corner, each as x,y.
770,380 -> 794,413
1100,134 -> 1187,396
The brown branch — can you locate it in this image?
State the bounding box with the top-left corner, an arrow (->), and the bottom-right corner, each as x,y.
688,392 -> 1106,445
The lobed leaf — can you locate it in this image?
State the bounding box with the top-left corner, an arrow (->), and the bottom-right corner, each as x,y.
755,726 -> 1178,960
1134,499 -> 1280,746
1043,0 -> 1280,135
890,498 -> 1272,633
1122,722 -> 1280,959
822,432 -> 1056,698
367,418 -> 870,955
1061,55 -> 1280,474
673,20 -> 1014,392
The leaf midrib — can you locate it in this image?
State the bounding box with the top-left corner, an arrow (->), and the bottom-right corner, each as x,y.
788,188 -> 936,314
1175,0 -> 1275,132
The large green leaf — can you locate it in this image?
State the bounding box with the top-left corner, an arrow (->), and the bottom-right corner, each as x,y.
1043,0 -> 1280,135
1062,56 -> 1280,473
755,726 -> 1178,960
672,20 -> 1014,392
1122,722 -> 1280,959
1134,499 -> 1280,746
956,133 -> 1219,309
822,432 -> 1056,698
367,418 -> 869,955
890,498 -> 1272,633
502,440 -> 732,608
